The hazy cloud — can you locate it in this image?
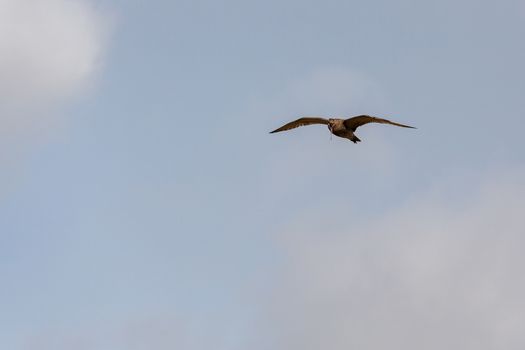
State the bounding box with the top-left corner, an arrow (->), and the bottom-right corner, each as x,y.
0,0 -> 107,139
0,0 -> 107,194
267,169 -> 525,350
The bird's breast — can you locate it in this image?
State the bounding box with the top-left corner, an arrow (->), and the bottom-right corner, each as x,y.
330,123 -> 346,134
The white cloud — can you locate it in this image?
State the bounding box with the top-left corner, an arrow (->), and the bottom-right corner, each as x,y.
0,0 -> 107,139
267,169 -> 525,350
0,0 -> 107,194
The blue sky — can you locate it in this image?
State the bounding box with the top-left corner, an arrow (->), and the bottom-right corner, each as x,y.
1,0 -> 525,349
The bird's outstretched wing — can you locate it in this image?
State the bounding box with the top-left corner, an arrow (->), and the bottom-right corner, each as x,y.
270,117 -> 329,133
344,115 -> 416,131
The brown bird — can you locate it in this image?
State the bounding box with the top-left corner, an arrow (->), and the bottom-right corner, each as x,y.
270,115 -> 416,143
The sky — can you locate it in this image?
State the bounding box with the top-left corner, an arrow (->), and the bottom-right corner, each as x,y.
1,0 -> 525,349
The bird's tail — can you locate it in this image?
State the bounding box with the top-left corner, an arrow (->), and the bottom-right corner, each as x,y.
351,135 -> 361,143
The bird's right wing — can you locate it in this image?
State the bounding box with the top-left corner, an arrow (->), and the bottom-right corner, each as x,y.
270,117 -> 329,133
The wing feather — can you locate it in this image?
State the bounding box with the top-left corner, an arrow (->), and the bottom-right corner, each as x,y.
270,117 -> 329,133
344,115 -> 416,131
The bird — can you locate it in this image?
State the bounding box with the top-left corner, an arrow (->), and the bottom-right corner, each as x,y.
270,115 -> 416,143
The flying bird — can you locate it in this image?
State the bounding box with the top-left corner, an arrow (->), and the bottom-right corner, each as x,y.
270,115 -> 416,143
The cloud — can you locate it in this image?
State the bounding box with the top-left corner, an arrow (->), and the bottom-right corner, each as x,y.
0,0 -> 107,140
266,168 -> 525,350
0,0 -> 108,194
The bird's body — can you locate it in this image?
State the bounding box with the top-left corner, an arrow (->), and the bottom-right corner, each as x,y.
270,115 -> 415,143
326,118 -> 361,143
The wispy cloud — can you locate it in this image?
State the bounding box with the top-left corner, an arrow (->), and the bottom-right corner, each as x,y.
266,168 -> 525,350
0,0 -> 108,193
0,0 -> 108,139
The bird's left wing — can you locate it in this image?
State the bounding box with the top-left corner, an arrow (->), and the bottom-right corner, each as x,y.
344,115 -> 416,131
270,117 -> 329,133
